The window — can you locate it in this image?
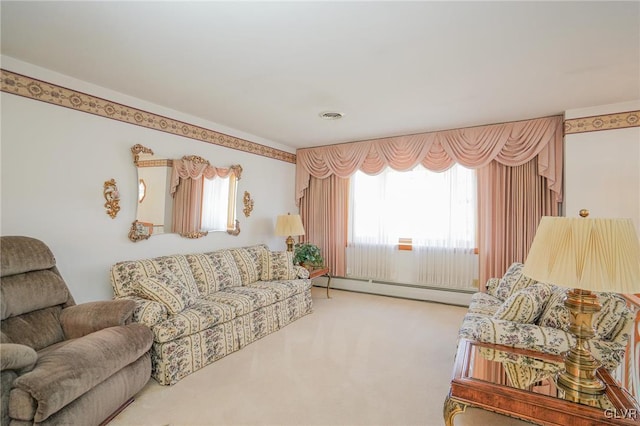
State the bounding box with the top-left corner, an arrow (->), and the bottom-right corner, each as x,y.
200,175 -> 236,232
347,164 -> 477,288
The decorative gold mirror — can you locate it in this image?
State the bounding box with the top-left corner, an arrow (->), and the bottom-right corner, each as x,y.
129,144 -> 242,242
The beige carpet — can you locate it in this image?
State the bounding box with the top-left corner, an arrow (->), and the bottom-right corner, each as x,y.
110,287 -> 531,426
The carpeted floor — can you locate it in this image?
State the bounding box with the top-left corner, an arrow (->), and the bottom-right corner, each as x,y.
111,287 -> 531,426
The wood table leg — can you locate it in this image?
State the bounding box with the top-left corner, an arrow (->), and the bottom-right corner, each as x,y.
326,273 -> 332,298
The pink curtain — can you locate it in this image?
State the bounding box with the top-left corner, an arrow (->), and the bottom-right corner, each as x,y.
477,158 -> 559,288
299,175 -> 349,276
296,115 -> 563,282
171,157 -> 240,195
296,115 -> 563,205
172,177 -> 204,234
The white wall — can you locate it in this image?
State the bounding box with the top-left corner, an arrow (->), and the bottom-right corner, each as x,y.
1,57 -> 299,303
564,100 -> 640,233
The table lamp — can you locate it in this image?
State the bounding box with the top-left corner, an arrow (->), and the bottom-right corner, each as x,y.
275,213 -> 305,252
522,216 -> 640,400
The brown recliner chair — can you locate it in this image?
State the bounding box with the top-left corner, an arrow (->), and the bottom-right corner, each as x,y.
0,236 -> 153,425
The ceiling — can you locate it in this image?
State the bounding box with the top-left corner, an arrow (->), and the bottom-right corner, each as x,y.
1,1 -> 638,150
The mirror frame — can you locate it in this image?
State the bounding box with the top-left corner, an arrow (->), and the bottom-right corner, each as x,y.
128,144 -> 242,242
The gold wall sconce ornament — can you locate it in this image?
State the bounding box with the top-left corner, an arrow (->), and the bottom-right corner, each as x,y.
103,179 -> 120,219
243,191 -> 254,217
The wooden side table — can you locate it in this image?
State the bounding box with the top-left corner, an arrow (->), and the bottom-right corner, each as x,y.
445,339 -> 640,426
308,267 -> 332,298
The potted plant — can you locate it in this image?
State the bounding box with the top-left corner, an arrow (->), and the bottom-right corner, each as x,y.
293,242 -> 324,269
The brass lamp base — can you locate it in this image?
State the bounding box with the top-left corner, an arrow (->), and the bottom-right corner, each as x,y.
557,289 -> 606,399
285,235 -> 295,252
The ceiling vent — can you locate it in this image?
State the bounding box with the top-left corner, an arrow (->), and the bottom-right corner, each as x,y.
319,111 -> 344,120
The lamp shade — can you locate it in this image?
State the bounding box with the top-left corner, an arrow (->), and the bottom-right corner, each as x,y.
522,217 -> 640,294
275,214 -> 305,237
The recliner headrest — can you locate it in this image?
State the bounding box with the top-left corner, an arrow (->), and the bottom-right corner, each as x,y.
1,236 -> 57,277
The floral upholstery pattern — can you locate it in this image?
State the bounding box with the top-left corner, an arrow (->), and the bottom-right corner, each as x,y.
230,245 -> 268,285
151,299 -> 237,343
492,262 -> 537,301
204,287 -> 278,316
594,293 -> 629,339
468,292 -> 503,316
458,268 -> 634,372
186,250 -> 243,293
111,245 -> 313,385
150,292 -> 312,385
485,278 -> 500,297
248,279 -> 311,301
133,270 -> 197,315
536,286 -> 570,331
119,295 -> 168,327
493,283 -> 553,324
110,254 -> 200,297
261,251 -> 297,280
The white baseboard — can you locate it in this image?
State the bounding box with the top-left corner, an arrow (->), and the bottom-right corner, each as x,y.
312,276 -> 473,307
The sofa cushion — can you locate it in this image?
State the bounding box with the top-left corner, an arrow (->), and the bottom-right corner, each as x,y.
493,283 -> 553,324
187,250 -> 245,293
468,292 -> 503,316
261,251 -> 297,280
536,286 -> 570,331
151,300 -> 236,343
493,263 -> 537,301
485,278 -> 500,297
110,254 -> 199,298
230,245 -> 268,285
593,293 -> 628,339
247,279 -> 311,301
204,286 -> 278,316
133,270 -> 197,315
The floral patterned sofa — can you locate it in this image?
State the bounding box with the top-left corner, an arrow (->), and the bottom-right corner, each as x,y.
110,244 -> 312,385
458,262 -> 634,370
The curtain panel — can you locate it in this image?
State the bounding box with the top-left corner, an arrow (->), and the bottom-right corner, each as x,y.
296,115 -> 563,279
299,175 -> 349,277
172,177 -> 203,234
477,157 -> 559,288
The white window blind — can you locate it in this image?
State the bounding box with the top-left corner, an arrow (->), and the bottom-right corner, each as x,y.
200,176 -> 230,232
347,164 -> 477,288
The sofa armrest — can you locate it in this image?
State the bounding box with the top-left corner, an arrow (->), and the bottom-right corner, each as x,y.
294,265 -> 310,279
119,295 -> 168,328
0,344 -> 37,373
60,300 -> 136,339
458,313 -> 627,370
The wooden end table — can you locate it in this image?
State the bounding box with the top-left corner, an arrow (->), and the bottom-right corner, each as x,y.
307,267 -> 332,298
444,339 -> 639,426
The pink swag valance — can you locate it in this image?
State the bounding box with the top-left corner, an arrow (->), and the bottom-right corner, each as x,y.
171,156 -> 241,195
296,115 -> 563,205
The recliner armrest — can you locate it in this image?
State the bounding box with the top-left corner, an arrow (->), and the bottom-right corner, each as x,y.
0,344 -> 37,373
60,300 -> 136,339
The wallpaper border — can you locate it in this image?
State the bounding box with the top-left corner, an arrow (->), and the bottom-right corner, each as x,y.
0,69 -> 296,164
564,110 -> 640,135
